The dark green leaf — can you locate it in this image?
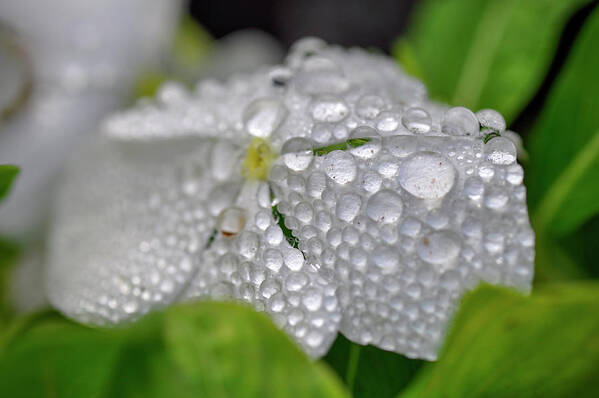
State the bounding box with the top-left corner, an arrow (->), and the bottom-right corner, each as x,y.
164,301 -> 349,398
324,334 -> 423,398
395,0 -> 592,123
0,165 -> 19,202
528,6 -> 599,237
399,283 -> 599,398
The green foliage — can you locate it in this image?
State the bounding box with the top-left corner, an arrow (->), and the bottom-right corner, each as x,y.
324,335 -> 423,398
0,165 -> 19,201
399,283 -> 599,398
394,0 -> 592,123
0,303 -> 349,398
528,7 -> 599,237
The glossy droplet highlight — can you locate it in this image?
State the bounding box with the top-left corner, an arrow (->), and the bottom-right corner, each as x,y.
217,207 -> 247,237
282,137 -> 314,171
398,152 -> 456,199
402,107 -> 431,134
323,150 -> 357,184
310,96 -> 349,122
485,137 -> 517,165
417,231 -> 461,267
366,190 -> 403,224
442,106 -> 479,136
243,98 -> 288,138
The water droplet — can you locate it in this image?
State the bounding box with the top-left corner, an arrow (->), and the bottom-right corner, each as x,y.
476,109 -> 506,133
263,248 -> 283,272
310,96 -> 349,122
485,137 -> 516,165
282,137 -> 314,171
217,207 -> 246,237
336,193 -> 362,223
385,135 -> 418,158
237,231 -> 260,259
372,245 -> 399,271
265,225 -> 284,246
285,272 -> 309,291
302,287 -> 323,311
442,107 -> 479,136
506,164 -> 524,185
362,170 -> 383,193
402,107 -> 432,134
485,187 -> 509,209
243,98 -> 288,138
284,248 -> 304,271
311,123 -> 332,143
366,190 -> 403,224
464,177 -> 484,201
417,231 -> 461,267
323,150 -> 357,184
349,126 -> 381,159
398,152 -> 456,199
376,111 -> 401,132
356,94 -> 385,119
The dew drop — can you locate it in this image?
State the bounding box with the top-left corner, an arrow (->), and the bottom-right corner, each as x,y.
402,107 -> 432,134
243,98 -> 288,138
323,150 -> 357,184
282,137 -> 314,171
372,245 -> 399,271
336,193 -> 362,223
476,109 -> 506,133
349,126 -> 381,159
417,231 -> 461,267
310,96 -> 349,122
356,94 -> 385,119
376,111 -> 401,133
441,106 -> 479,136
366,190 -> 403,224
485,136 -> 517,165
398,152 -> 456,199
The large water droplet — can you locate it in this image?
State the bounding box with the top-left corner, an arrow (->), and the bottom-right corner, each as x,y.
385,135 -> 418,158
485,137 -> 517,165
366,190 -> 403,224
398,152 -> 456,199
356,94 -> 385,119
336,193 -> 362,223
441,107 -> 479,136
402,107 -> 432,134
376,111 -> 401,133
476,109 -> 506,133
323,150 -> 357,184
417,231 -> 461,267
310,96 -> 349,122
349,126 -> 381,159
243,98 -> 288,138
372,245 -> 399,271
282,137 -> 314,171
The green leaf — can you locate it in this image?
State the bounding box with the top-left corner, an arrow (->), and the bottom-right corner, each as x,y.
0,302 -> 349,398
0,165 -> 19,202
395,0 -> 592,123
313,137 -> 371,156
164,301 -> 349,398
0,317 -> 122,398
399,283 -> 599,398
528,6 -> 599,237
324,334 -> 423,398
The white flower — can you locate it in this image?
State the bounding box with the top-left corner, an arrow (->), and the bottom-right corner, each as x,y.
47,38 -> 535,360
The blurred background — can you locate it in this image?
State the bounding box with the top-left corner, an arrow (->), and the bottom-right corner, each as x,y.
1,1 -> 598,397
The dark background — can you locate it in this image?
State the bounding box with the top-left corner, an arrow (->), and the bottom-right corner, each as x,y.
189,0 -> 417,52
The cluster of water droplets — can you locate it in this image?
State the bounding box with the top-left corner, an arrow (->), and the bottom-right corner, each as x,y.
48,38 -> 534,360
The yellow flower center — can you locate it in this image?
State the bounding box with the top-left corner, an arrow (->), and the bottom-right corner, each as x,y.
242,137 -> 277,180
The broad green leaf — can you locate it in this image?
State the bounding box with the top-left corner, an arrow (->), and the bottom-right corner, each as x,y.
324,334 -> 423,398
399,283 -> 599,398
0,318 -> 122,398
394,0 -> 591,123
0,165 -> 19,202
528,6 -> 599,236
164,301 -> 349,398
